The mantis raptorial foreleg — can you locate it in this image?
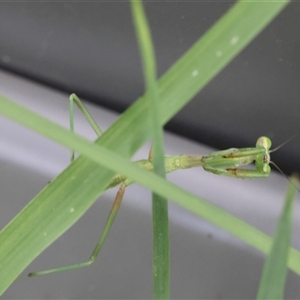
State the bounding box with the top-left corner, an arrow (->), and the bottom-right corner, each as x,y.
201,140 -> 271,178
28,94 -> 281,278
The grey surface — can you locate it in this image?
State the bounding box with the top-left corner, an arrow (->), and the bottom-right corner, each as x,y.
0,70 -> 300,299
0,2 -> 299,175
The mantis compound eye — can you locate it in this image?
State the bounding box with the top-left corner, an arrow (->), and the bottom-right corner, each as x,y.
256,136 -> 272,150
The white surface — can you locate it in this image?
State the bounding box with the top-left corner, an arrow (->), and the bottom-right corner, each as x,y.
0,70 -> 299,299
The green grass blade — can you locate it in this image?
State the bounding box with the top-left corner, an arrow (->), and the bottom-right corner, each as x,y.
0,0 -> 290,295
256,175 -> 299,300
130,1 -> 169,298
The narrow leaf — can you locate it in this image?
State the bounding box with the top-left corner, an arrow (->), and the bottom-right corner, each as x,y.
256,175 -> 299,300
130,1 -> 169,298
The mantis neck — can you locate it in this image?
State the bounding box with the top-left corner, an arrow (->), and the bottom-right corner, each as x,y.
164,155 -> 203,173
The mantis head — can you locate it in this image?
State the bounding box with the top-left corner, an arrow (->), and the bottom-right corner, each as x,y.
255,136 -> 272,174
257,135 -> 299,192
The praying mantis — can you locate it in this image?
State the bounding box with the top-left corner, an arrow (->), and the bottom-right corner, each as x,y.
27,93 -> 278,278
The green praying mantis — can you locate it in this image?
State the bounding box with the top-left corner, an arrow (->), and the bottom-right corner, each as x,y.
27,93 -> 284,277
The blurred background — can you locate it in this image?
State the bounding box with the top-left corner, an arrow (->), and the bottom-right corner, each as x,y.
0,1 -> 299,174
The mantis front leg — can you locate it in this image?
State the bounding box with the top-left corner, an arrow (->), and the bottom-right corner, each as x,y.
201,137 -> 272,178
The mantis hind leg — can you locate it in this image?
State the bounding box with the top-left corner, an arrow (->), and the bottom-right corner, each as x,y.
69,93 -> 103,161
31,92 -> 129,275
28,95 -> 126,277
28,183 -> 127,277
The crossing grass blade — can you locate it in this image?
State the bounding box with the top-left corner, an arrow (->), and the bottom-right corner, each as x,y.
130,1 -> 169,298
256,175 -> 299,300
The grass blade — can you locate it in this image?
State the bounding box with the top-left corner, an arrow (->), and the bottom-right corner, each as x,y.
130,1 -> 169,298
256,175 -> 299,300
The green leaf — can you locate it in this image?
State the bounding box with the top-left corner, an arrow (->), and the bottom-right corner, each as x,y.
130,1 -> 169,298
256,175 -> 299,300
